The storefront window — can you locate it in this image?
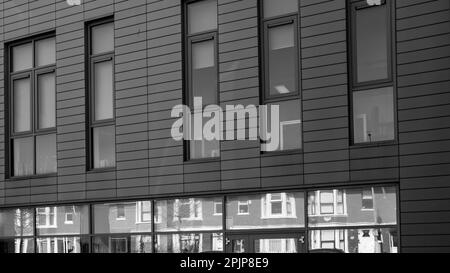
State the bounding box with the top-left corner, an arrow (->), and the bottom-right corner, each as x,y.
309,228 -> 398,253
155,233 -> 223,253
154,197 -> 222,232
93,201 -> 152,233
308,186 -> 397,228
226,192 -> 304,230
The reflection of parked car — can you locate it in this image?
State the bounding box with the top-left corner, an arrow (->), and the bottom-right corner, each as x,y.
309,249 -> 345,253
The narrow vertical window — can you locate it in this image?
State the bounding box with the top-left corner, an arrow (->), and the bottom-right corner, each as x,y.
350,0 -> 395,144
185,0 -> 219,160
261,0 -> 302,152
8,34 -> 57,177
88,18 -> 116,169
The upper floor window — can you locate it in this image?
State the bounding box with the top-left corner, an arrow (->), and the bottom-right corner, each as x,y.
349,0 -> 395,144
87,18 -> 116,169
36,207 -> 57,228
262,193 -> 296,218
175,198 -> 203,221
261,0 -> 302,152
136,201 -> 152,223
308,190 -> 346,216
213,201 -> 222,216
185,0 -> 220,160
8,34 -> 57,177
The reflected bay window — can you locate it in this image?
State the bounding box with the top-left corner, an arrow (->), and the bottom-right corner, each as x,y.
350,0 -> 395,144
261,0 -> 302,152
185,0 -> 220,159
8,34 -> 57,177
87,18 -> 116,169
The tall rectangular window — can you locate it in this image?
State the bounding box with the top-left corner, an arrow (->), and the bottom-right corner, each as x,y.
350,0 -> 395,144
87,18 -> 116,169
185,0 -> 219,160
261,0 -> 302,152
8,34 -> 57,177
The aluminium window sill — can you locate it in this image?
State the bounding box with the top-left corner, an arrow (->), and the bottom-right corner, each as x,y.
6,173 -> 57,181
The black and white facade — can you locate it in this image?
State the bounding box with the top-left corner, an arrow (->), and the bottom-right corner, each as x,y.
0,0 -> 449,253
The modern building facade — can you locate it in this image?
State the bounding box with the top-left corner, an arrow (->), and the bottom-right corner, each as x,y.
0,0 -> 449,253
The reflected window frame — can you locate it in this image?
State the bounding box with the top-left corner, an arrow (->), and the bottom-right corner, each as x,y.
262,193 -> 297,219
36,207 -> 57,229
349,0 -> 397,145
86,16 -> 116,170
7,32 -> 57,178
184,0 -> 220,161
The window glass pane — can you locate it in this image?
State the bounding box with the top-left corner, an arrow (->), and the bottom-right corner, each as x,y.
36,236 -> 89,253
261,100 -> 302,151
94,60 -> 114,121
91,22 -> 114,54
13,78 -> 31,133
155,233 -> 223,253
0,238 -> 35,253
0,208 -> 34,237
309,228 -> 398,253
13,137 -> 34,176
36,134 -> 57,174
35,37 -> 56,67
353,87 -> 394,143
93,125 -> 116,168
308,186 -> 397,228
190,139 -> 220,159
264,0 -> 298,18
38,73 -> 56,129
192,39 -> 216,105
93,202 -> 151,234
268,23 -> 296,96
35,205 -> 89,236
355,4 -> 388,83
92,235 -> 152,253
188,0 -> 217,34
12,43 -> 32,72
255,238 -> 298,253
155,197 -> 222,232
226,192 -> 304,230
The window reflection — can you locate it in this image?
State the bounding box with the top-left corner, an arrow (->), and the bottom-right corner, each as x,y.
0,238 -> 34,253
92,235 -> 152,253
353,87 -> 395,143
261,100 -> 302,151
36,237 -> 89,253
155,233 -> 223,253
36,205 -> 89,236
255,238 -> 298,253
309,228 -> 398,253
226,192 -> 304,230
308,186 -> 397,228
93,202 -> 152,234
154,197 -> 222,232
0,208 -> 34,237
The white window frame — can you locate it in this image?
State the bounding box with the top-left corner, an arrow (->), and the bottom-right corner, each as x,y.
135,201 -> 152,223
64,212 -> 74,225
36,207 -> 57,228
237,200 -> 250,215
174,198 -> 203,221
261,193 -> 297,219
116,204 -> 126,221
154,203 -> 162,224
213,201 -> 222,216
310,190 -> 347,217
361,188 -> 375,211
